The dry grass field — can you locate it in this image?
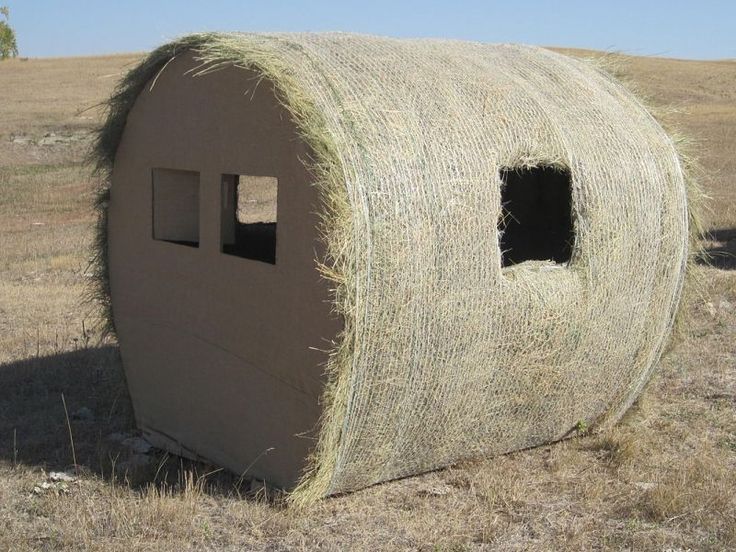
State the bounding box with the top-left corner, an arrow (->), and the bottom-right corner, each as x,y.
0,49 -> 734,551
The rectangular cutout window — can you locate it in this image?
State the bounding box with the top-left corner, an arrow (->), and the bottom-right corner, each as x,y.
499,166 -> 574,267
152,168 -> 200,247
221,174 -> 277,264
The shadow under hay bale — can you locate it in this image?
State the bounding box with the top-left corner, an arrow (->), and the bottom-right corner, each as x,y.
0,347 -> 255,497
697,228 -> 736,270
0,346 -> 129,472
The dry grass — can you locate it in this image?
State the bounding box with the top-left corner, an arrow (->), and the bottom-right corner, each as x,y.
0,50 -> 734,550
555,48 -> 736,231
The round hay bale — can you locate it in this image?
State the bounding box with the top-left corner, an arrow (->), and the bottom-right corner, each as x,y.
92,33 -> 695,504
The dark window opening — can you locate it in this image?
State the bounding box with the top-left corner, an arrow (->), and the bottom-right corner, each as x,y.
221,174 -> 277,264
498,166 -> 574,267
152,168 -> 200,247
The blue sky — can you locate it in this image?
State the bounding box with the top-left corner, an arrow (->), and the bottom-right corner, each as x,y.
6,0 -> 735,60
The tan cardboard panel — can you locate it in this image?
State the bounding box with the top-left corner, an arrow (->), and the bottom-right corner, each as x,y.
108,52 -> 341,488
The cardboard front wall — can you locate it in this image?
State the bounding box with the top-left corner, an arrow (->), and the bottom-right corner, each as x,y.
107,52 -> 341,488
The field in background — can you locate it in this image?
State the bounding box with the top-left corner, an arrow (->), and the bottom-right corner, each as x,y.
0,51 -> 734,550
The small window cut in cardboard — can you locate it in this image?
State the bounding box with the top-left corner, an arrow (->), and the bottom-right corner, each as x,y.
221,175 -> 277,264
152,168 -> 200,247
499,167 -> 573,266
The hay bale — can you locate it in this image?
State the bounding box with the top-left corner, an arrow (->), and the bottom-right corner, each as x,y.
92,32 -> 698,504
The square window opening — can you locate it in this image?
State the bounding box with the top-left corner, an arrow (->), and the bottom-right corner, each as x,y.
221,175 -> 277,264
498,166 -> 574,267
152,168 -> 200,247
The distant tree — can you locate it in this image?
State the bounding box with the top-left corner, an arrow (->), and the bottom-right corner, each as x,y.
0,5 -> 18,59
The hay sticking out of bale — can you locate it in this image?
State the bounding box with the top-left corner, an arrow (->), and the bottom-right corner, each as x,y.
91,33 -> 702,506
